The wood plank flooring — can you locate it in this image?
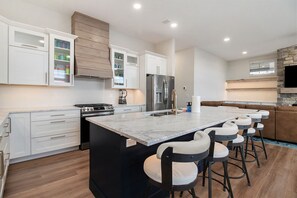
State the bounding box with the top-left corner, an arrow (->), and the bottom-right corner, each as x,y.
4,142 -> 297,198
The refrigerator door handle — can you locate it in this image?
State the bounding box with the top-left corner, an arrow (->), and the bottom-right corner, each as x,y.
163,80 -> 168,105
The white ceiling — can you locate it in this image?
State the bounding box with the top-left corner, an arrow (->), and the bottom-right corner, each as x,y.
26,0 -> 297,60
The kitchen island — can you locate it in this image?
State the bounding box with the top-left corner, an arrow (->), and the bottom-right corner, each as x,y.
86,106 -> 256,198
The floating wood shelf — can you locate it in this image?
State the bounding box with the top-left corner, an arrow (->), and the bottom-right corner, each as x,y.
226,87 -> 277,91
280,88 -> 297,93
226,77 -> 278,83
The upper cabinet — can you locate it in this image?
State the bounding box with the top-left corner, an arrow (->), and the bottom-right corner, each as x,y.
107,46 -> 140,89
142,52 -> 167,76
0,19 -> 8,84
8,26 -> 49,85
9,26 -> 48,51
49,33 -> 75,86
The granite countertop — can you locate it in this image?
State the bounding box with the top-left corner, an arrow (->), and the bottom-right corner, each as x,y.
0,106 -> 80,125
87,106 -> 257,146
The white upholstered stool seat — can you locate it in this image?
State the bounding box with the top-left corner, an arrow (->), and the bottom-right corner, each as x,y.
257,123 -> 264,130
248,128 -> 256,134
232,134 -> 244,144
258,110 -> 269,116
214,142 -> 229,158
144,155 -> 198,185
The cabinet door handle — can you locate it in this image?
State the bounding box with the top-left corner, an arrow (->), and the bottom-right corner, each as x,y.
21,44 -> 38,49
126,79 -> 128,88
0,151 -> 4,178
50,120 -> 65,124
45,72 -> 48,84
71,74 -> 74,85
51,114 -> 65,117
50,135 -> 66,140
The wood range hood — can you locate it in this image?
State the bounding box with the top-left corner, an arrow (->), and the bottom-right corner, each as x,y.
72,12 -> 112,78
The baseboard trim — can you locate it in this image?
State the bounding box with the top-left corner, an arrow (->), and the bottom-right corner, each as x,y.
10,146 -> 79,164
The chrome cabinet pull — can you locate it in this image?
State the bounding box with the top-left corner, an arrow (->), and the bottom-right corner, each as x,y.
45,72 -> 48,84
21,44 -> 38,49
50,120 -> 65,124
50,135 -> 66,140
50,114 -> 65,117
0,151 -> 4,178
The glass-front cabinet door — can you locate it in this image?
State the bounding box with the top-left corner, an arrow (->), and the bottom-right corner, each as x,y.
49,34 -> 74,86
111,49 -> 126,88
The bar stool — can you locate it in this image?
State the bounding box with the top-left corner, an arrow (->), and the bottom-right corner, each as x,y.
201,123 -> 238,198
222,118 -> 251,186
255,110 -> 269,159
143,131 -> 210,198
244,113 -> 262,167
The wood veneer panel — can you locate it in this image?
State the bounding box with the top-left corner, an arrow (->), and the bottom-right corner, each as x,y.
72,11 -> 112,78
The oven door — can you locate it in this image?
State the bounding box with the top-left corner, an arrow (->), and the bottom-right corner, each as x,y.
80,111 -> 114,150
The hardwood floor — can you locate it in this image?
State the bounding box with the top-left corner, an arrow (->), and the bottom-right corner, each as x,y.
4,142 -> 297,198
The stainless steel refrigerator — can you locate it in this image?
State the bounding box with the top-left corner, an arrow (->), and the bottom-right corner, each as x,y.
146,74 -> 175,111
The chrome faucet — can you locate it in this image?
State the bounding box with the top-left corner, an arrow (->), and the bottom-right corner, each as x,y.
171,89 -> 178,115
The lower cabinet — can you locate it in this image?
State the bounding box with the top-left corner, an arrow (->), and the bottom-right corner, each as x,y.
10,109 -> 80,161
0,117 -> 10,197
9,113 -> 31,159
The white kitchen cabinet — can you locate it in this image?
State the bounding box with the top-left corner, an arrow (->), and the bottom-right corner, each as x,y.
0,20 -> 8,84
9,113 -> 31,159
31,110 -> 80,155
9,26 -> 48,51
144,53 -> 167,76
9,46 -> 48,85
0,117 -> 10,198
125,66 -> 139,89
107,46 -> 140,89
49,33 -> 75,86
114,106 -> 142,114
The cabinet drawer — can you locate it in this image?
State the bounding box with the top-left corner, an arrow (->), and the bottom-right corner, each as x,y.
114,106 -> 141,114
31,118 -> 80,138
31,110 -> 80,121
0,118 -> 10,139
31,132 -> 80,155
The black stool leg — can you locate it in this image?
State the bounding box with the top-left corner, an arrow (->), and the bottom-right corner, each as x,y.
239,145 -> 251,186
202,159 -> 207,186
235,147 -> 238,159
223,161 -> 234,198
179,191 -> 183,197
171,191 -> 175,198
259,130 -> 268,159
223,161 -> 226,191
251,137 -> 260,167
245,136 -> 249,159
208,162 -> 212,198
190,188 -> 196,198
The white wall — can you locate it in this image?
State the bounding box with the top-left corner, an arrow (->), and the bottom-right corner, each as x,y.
175,48 -> 195,107
154,39 -> 176,76
194,48 -> 227,101
226,53 -> 277,80
0,0 -> 153,108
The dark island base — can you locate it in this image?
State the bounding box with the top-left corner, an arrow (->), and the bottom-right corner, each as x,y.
89,123 -> 220,198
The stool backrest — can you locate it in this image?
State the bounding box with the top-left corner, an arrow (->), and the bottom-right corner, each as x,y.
257,110 -> 269,119
226,116 -> 252,130
157,131 -> 210,189
246,113 -> 262,123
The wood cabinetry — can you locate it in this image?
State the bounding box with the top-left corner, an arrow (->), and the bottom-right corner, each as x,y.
9,113 -> 31,159
0,19 -> 8,84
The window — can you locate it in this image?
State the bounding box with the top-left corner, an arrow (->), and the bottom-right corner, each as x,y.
249,60 -> 275,76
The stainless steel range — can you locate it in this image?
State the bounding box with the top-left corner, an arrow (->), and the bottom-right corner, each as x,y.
74,103 -> 114,150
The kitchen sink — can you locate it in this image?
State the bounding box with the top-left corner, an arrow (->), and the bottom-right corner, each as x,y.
149,111 -> 181,117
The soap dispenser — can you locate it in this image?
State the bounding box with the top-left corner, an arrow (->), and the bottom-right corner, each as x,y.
186,102 -> 192,112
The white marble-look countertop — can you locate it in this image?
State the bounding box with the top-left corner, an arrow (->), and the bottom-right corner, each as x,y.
87,106 -> 257,146
0,106 -> 80,125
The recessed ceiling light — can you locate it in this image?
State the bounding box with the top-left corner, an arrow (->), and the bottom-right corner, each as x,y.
170,22 -> 178,28
242,51 -> 248,55
223,37 -> 230,42
133,3 -> 142,10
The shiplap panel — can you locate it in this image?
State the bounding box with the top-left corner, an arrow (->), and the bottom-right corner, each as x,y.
72,12 -> 112,78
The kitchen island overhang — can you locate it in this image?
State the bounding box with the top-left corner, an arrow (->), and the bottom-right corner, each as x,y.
87,106 -> 257,198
